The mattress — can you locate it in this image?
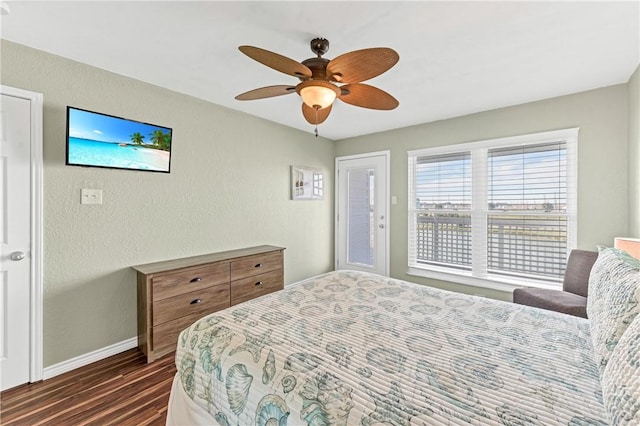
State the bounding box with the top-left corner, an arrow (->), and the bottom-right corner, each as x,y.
167,270 -> 607,425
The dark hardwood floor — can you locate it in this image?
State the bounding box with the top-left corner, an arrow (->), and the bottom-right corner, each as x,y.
0,349 -> 176,425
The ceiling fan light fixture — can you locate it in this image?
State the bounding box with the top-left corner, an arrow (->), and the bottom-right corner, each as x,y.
296,80 -> 340,109
300,86 -> 335,109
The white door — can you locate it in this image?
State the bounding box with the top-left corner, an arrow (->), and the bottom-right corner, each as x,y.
1,87 -> 43,390
335,151 -> 389,276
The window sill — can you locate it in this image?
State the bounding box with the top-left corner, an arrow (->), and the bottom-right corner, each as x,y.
407,266 -> 562,294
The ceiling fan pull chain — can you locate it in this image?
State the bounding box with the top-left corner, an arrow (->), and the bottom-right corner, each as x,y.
314,107 -> 319,137
314,125 -> 318,137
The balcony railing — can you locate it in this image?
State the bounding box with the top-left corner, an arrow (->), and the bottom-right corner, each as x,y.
415,213 -> 567,280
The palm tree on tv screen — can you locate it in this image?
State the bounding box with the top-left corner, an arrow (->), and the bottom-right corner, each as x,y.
130,132 -> 145,146
150,129 -> 170,151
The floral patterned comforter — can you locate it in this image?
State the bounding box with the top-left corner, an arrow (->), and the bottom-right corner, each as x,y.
174,270 -> 607,425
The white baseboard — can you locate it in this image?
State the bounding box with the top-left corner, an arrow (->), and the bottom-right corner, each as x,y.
42,337 -> 138,380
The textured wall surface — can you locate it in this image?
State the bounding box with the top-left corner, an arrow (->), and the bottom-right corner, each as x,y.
336,84 -> 631,300
1,40 -> 335,367
2,37 -> 636,368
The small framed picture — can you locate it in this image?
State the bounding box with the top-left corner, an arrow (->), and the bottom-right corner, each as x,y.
291,165 -> 324,200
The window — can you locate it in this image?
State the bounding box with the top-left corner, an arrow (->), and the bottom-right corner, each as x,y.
408,128 -> 578,289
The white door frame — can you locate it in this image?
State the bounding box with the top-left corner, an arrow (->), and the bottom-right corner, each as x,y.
1,85 -> 44,384
335,150 -> 390,276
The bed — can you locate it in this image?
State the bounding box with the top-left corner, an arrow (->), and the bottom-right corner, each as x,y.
166,248 -> 640,425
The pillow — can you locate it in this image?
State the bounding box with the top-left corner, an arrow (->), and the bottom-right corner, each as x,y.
601,313 -> 640,425
587,246 -> 640,375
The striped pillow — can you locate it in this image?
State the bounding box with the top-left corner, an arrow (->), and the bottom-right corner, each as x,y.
601,313 -> 640,425
587,246 -> 640,375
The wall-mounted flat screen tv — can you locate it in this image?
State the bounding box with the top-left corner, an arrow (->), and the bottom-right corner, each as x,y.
66,106 -> 172,173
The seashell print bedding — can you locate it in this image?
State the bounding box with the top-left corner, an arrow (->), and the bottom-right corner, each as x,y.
172,270 -> 607,425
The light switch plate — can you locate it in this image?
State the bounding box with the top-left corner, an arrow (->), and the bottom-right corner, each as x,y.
81,188 -> 102,205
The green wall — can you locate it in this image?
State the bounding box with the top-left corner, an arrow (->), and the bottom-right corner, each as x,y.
1,40 -> 336,367
3,38 -> 637,368
336,83 -> 632,301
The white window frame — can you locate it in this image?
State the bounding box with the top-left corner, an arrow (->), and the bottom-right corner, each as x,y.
408,128 -> 578,292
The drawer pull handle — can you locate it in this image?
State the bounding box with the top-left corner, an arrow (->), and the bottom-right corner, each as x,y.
255,263 -> 263,268
190,298 -> 202,305
190,277 -> 202,283
255,281 -> 263,286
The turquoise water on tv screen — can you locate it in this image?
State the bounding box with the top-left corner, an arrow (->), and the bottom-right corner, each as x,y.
68,137 -> 170,172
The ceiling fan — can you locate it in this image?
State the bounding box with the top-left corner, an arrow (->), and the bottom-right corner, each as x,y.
235,37 -> 399,136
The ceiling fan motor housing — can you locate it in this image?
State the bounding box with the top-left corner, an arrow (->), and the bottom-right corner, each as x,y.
301,57 -> 330,80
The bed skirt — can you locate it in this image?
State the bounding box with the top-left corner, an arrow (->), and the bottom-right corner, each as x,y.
167,374 -> 213,425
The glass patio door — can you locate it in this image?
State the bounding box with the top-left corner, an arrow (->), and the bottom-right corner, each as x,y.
335,151 -> 389,276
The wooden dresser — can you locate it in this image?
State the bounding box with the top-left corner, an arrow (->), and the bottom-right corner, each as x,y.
133,245 -> 284,362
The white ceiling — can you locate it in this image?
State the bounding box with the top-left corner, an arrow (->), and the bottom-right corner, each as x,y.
1,1 -> 639,140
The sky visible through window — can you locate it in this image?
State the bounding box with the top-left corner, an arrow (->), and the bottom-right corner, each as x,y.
68,108 -> 170,144
416,145 -> 566,210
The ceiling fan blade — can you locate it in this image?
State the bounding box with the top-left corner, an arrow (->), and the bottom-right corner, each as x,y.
235,85 -> 296,101
327,48 -> 399,84
239,46 -> 312,78
339,84 -> 399,110
302,103 -> 332,125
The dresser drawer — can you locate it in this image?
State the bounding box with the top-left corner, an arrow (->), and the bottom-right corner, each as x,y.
153,284 -> 230,326
152,262 -> 229,302
231,269 -> 283,306
151,311 -> 208,356
230,251 -> 283,281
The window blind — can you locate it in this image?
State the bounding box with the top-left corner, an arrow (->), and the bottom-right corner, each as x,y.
487,142 -> 568,280
409,152 -> 472,270
408,129 -> 578,288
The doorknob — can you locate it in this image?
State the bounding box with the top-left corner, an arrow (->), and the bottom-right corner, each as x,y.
379,224 -> 385,229
10,251 -> 26,261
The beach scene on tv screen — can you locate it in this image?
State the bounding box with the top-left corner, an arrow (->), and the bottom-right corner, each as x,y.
68,108 -> 171,172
